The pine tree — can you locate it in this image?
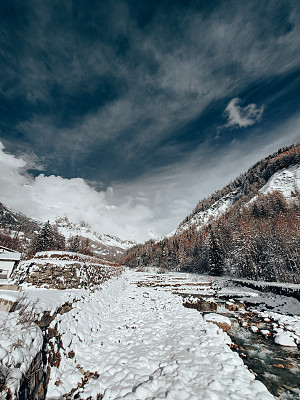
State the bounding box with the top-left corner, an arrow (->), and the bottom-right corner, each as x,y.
68,235 -> 80,253
81,238 -> 93,256
207,228 -> 224,276
35,221 -> 54,252
27,221 -> 66,255
52,225 -> 66,251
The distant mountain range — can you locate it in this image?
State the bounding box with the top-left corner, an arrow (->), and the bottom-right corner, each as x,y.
0,204 -> 135,261
54,217 -> 135,260
123,143 -> 300,283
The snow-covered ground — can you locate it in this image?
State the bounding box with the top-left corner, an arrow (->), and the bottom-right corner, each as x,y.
3,269 -> 299,399
0,310 -> 43,397
0,282 -> 88,398
46,269 -> 274,400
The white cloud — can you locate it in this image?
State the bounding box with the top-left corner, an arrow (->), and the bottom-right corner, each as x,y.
0,140 -> 156,241
0,115 -> 299,243
224,97 -> 264,128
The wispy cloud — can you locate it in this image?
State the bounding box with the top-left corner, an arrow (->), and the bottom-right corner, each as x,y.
3,0 -> 299,177
224,97 -> 264,128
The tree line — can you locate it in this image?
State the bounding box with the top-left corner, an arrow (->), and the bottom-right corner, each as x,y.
123,144 -> 300,283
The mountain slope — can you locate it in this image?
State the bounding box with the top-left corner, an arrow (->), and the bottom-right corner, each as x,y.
54,217 -> 135,260
123,143 -> 300,283
258,164 -> 300,199
173,143 -> 299,236
0,202 -> 40,251
0,202 -> 40,234
0,204 -> 135,261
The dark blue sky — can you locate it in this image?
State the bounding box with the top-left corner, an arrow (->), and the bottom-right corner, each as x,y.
0,0 -> 300,239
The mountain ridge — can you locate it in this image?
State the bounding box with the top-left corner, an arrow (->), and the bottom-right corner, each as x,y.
123,143 -> 300,283
174,143 -> 299,236
0,204 -> 135,261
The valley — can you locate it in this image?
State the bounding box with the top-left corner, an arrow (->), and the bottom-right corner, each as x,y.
1,1 -> 300,398
0,144 -> 299,399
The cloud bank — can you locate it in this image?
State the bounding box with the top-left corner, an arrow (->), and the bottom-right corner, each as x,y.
0,140 -> 153,241
1,112 -> 299,242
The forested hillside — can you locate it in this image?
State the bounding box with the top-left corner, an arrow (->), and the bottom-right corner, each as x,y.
123,143 -> 300,283
0,202 -> 40,252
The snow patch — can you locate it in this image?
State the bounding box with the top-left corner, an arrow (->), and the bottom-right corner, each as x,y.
0,311 -> 43,397
168,189 -> 241,236
259,164 -> 300,199
274,332 -> 297,347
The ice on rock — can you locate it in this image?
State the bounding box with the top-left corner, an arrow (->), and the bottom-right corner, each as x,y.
274,332 -> 297,347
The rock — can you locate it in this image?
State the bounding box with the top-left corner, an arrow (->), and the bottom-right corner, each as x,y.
204,313 -> 232,332
274,333 -> 297,347
273,364 -> 285,369
68,350 -> 75,359
17,352 -> 51,399
183,299 -> 217,312
226,302 -> 238,311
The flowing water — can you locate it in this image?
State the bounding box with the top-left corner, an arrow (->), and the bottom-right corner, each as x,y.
230,322 -> 300,399
136,273 -> 300,399
203,300 -> 300,400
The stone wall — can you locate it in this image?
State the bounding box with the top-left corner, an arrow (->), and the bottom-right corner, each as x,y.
12,261 -> 123,290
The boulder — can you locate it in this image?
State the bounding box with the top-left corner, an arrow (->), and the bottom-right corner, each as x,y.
204,313 -> 232,332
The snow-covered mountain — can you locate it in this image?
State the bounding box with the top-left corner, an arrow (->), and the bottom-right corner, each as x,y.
53,217 -> 135,260
0,203 -> 135,260
124,143 -> 300,283
0,202 -> 40,235
169,144 -> 300,237
167,188 -> 242,237
0,202 -> 40,252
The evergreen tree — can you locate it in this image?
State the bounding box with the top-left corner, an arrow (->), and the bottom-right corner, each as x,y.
52,225 -> 66,250
27,221 -> 66,255
81,237 -> 93,256
35,221 -> 54,252
68,235 -> 80,252
207,228 -> 224,276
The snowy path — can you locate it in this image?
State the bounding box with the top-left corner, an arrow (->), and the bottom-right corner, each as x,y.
47,270 -> 274,400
